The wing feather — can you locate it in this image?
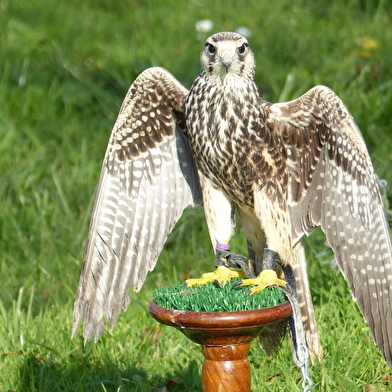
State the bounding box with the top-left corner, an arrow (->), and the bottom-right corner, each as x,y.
73,68 -> 201,342
268,85 -> 392,365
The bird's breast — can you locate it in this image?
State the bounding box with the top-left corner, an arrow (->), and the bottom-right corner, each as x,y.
185,78 -> 283,207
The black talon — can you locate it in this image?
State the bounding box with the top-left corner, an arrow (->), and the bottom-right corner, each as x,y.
213,279 -> 223,289
231,280 -> 244,289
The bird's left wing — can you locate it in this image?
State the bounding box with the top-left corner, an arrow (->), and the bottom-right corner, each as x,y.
73,67 -> 201,342
266,85 -> 392,366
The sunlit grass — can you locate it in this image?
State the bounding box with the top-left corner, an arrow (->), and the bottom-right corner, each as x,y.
1,0 -> 392,391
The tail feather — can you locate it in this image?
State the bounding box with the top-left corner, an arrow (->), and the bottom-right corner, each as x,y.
290,241 -> 323,363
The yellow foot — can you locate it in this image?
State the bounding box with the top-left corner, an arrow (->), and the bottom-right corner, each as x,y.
235,269 -> 287,295
185,265 -> 247,287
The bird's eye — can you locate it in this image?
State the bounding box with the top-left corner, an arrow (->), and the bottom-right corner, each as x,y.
238,43 -> 247,55
207,43 -> 216,54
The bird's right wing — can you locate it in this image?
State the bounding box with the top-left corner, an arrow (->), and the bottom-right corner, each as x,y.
72,67 -> 201,342
267,86 -> 392,365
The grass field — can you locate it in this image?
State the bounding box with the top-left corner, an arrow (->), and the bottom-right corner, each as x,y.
1,0 -> 392,390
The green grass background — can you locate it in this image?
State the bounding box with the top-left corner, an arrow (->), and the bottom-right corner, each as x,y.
1,0 -> 392,390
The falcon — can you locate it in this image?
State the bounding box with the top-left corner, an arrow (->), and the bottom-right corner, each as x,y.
72,32 -> 392,367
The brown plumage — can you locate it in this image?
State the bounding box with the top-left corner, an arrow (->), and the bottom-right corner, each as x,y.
73,32 -> 392,367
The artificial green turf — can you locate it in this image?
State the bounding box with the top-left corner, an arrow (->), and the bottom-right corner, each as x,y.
153,280 -> 287,312
1,0 -> 392,391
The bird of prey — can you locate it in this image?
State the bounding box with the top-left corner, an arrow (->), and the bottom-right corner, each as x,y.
72,31 -> 392,367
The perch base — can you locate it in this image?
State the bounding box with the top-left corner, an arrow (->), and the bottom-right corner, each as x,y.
148,301 -> 292,392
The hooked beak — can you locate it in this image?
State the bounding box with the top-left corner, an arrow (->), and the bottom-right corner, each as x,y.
219,50 -> 235,71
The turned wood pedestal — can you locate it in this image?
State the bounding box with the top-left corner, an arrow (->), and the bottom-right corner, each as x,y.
148,301 -> 292,392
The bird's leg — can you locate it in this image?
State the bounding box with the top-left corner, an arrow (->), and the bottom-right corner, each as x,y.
185,243 -> 248,287
185,176 -> 251,287
233,249 -> 287,295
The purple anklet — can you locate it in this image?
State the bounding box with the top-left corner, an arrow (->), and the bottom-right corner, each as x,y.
216,243 -> 230,251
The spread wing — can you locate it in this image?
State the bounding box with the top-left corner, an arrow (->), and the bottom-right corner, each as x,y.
267,85 -> 392,366
72,67 -> 202,342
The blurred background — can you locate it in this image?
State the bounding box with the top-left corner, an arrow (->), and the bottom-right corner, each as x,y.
1,0 -> 391,390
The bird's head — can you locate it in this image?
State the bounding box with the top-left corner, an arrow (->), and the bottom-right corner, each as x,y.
200,32 -> 255,83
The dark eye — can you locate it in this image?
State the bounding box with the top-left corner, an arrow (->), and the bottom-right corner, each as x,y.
238,43 -> 247,54
207,43 -> 216,54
